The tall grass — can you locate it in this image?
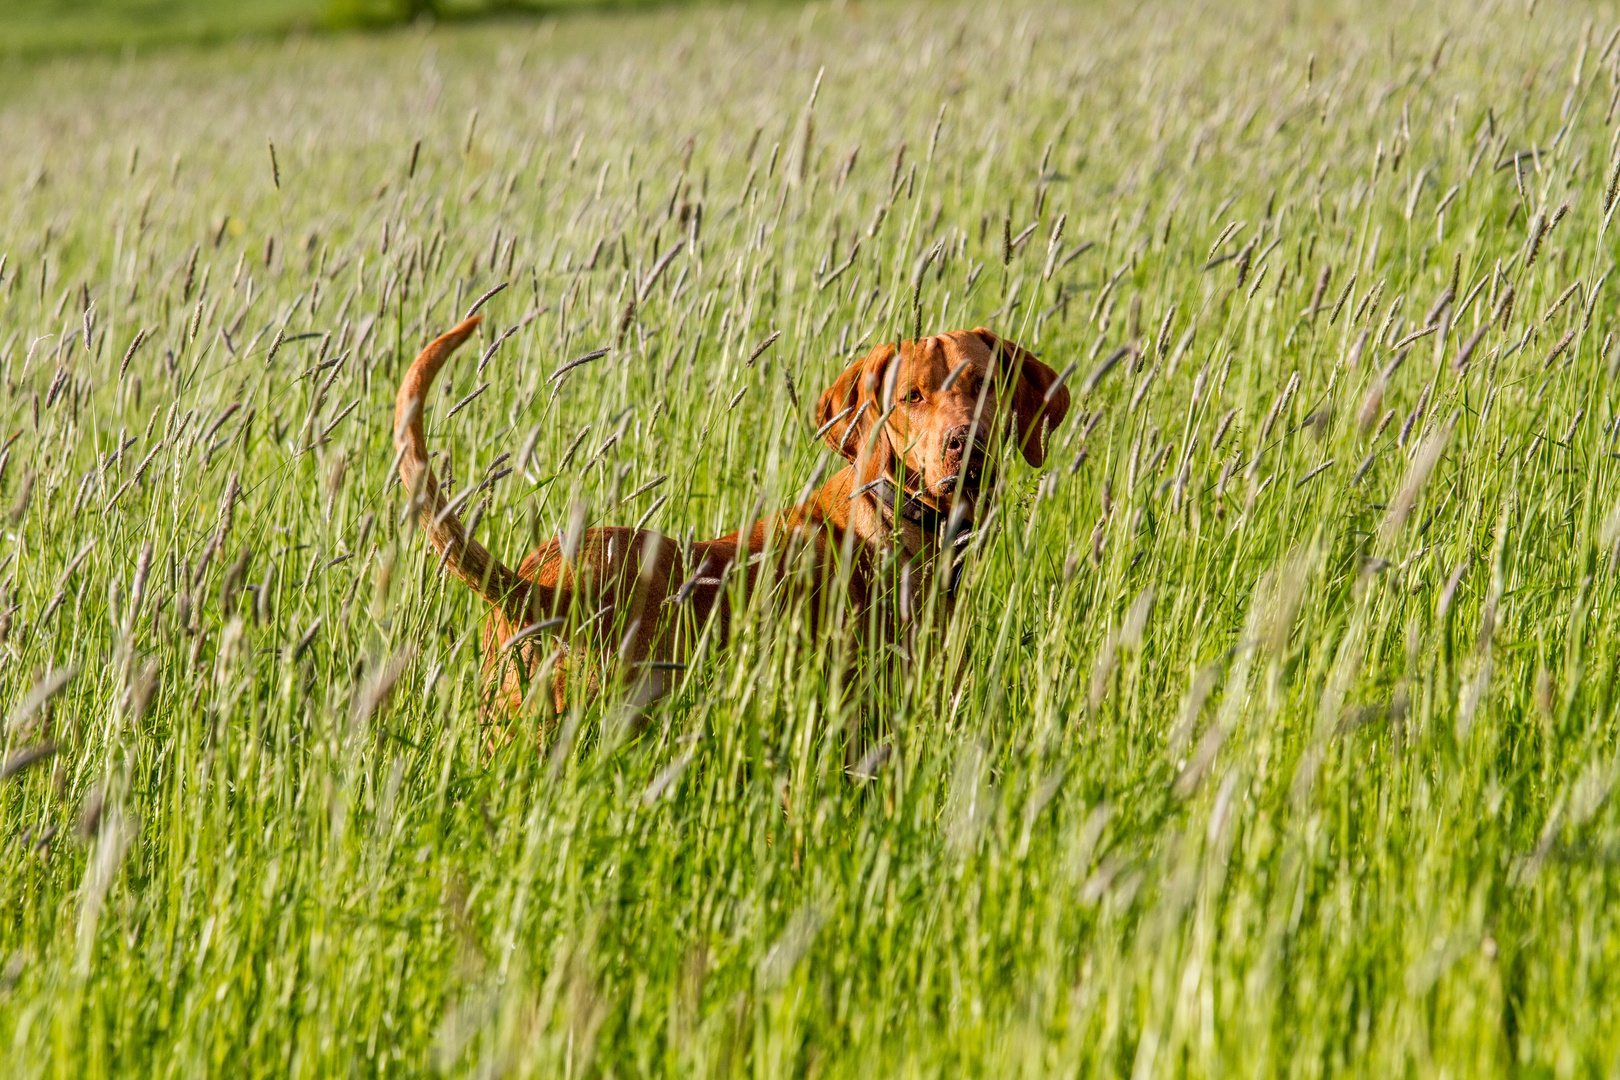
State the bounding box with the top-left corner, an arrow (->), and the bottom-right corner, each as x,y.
3,0 -> 1620,1074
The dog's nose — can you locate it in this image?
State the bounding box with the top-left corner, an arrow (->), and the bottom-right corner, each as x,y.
943,424 -> 974,459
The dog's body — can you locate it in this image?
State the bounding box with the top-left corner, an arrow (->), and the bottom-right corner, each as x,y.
394,317 -> 1069,715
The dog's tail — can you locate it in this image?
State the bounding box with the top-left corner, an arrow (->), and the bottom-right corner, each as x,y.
394,316 -> 528,620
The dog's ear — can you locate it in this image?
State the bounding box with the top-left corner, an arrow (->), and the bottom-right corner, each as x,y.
816,342 -> 898,462
973,328 -> 1070,467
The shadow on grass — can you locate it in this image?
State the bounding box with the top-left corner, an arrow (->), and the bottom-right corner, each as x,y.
327,0 -> 756,30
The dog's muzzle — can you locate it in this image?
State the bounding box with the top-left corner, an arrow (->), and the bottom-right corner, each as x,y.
937,439 -> 990,497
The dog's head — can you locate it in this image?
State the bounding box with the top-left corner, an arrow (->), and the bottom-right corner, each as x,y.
814,328 -> 1070,517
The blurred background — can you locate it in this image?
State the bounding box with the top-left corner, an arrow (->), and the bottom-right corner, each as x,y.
0,0 -> 696,55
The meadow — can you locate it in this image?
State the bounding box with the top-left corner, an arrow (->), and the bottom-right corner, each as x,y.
3,0 -> 1620,1074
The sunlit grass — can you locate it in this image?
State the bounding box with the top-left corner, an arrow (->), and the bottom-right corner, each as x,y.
3,0 -> 1620,1075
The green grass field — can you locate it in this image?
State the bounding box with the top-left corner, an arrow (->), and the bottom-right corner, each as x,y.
0,0 -> 323,54
3,0 -> 1620,1074
0,0 -> 675,55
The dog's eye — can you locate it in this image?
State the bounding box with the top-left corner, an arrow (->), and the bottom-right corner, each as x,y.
905,389 -> 924,404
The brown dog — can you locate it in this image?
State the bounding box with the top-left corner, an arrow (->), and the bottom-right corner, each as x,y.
394,318 -> 1070,716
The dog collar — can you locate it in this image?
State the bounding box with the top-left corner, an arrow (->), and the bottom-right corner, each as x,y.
852,475 -> 968,539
